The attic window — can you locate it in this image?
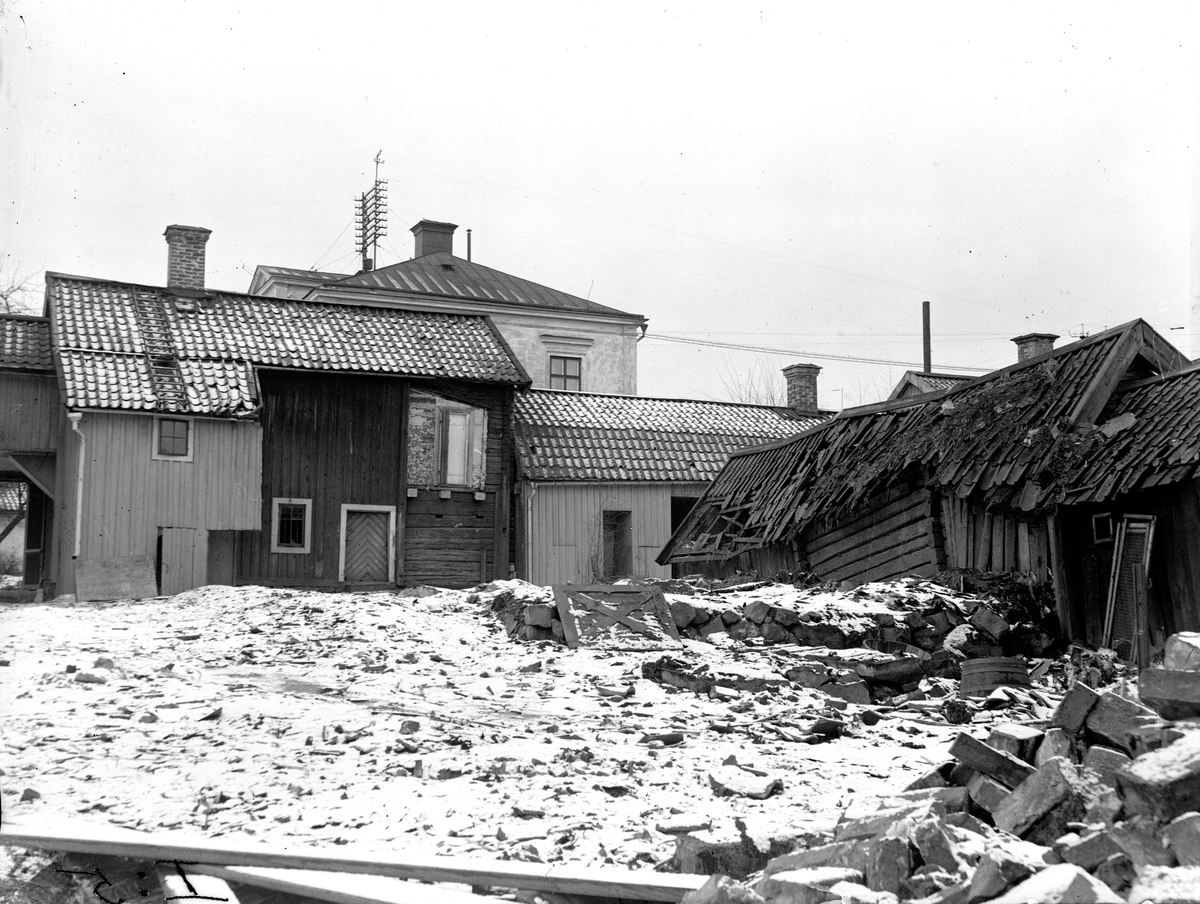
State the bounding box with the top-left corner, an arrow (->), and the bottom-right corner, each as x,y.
1093,513 -> 1114,544
441,263 -> 455,271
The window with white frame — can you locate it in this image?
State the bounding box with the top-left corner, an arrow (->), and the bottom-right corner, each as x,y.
271,497 -> 312,554
407,392 -> 488,489
153,416 -> 194,462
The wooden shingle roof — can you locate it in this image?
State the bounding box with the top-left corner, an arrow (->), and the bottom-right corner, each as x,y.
660,320 -> 1188,564
514,389 -> 826,482
48,273 -> 529,417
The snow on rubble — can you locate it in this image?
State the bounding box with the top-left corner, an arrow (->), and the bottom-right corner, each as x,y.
1,575 -> 1074,892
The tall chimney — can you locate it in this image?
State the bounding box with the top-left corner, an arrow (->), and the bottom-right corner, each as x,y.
782,363 -> 821,415
411,219 -> 457,257
1011,332 -> 1059,363
164,225 -> 212,290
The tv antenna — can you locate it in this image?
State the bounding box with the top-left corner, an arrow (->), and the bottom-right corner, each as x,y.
355,150 -> 388,272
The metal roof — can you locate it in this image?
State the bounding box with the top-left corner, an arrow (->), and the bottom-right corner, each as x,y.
514,389 -> 826,482
48,273 -> 528,417
262,253 -> 646,322
0,315 -> 54,371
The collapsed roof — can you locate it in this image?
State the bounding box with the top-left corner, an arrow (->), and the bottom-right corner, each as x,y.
659,320 -> 1191,565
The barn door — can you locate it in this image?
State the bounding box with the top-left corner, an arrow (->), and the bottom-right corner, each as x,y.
1103,514 -> 1156,665
340,505 -> 395,583
160,527 -> 207,595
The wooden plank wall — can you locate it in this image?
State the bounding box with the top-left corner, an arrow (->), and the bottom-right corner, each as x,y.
940,495 -> 1050,580
0,372 -> 59,452
402,379 -> 512,589
802,487 -> 942,584
525,482 -> 679,587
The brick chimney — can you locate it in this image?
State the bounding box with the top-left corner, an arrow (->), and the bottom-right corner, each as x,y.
164,225 -> 212,289
411,220 -> 458,257
782,363 -> 821,415
1011,332 -> 1059,363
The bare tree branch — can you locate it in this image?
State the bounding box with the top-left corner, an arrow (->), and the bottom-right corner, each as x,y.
716,355 -> 788,406
0,259 -> 39,315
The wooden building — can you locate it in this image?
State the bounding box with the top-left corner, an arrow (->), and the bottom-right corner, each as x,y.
0,314 -> 59,586
513,387 -> 826,586
660,320 -> 1194,648
32,225 -> 528,599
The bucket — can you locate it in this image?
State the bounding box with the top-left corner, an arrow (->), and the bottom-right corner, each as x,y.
959,657 -> 1030,697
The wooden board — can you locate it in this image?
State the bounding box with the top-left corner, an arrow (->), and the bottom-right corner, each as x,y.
157,863 -> 241,903
192,864 -> 485,904
75,555 -> 158,601
0,816 -> 705,903
553,584 -> 680,650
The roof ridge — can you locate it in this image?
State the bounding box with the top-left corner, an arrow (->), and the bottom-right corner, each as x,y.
523,386 -> 815,413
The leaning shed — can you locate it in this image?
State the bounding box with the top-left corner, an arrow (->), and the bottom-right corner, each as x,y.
659,320 -> 1188,643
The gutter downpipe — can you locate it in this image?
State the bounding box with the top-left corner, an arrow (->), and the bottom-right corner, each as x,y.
525,482 -> 537,581
68,412 -> 85,559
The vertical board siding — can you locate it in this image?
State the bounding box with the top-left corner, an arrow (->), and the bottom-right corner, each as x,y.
939,495 -> 1050,580
0,373 -> 60,451
526,483 -> 678,586
74,412 -> 261,575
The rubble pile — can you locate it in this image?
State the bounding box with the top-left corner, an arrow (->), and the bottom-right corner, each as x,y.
684,633 -> 1200,904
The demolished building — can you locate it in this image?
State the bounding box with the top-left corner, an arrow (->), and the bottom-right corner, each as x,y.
658,320 -> 1199,654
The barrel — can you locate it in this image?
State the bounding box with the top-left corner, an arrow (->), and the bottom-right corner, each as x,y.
959,657 -> 1030,697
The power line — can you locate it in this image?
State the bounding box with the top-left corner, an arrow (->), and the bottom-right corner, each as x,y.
645,333 -> 994,372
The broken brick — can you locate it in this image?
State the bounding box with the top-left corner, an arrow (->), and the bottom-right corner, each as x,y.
1049,683 -> 1101,734
949,732 -> 1035,789
993,757 -> 1084,841
1166,811 -> 1200,866
984,863 -> 1122,903
1081,744 -> 1130,789
985,723 -> 1043,763
1138,667 -> 1200,720
1118,729 -> 1200,823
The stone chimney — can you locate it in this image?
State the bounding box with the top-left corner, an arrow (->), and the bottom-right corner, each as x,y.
1011,332 -> 1059,363
164,225 -> 212,290
411,220 -> 458,257
782,363 -> 821,415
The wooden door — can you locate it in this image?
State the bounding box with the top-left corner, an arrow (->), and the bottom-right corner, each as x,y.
341,507 -> 394,583
161,527 -> 207,595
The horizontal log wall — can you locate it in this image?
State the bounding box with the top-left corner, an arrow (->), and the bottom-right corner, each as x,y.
802,487 -> 942,584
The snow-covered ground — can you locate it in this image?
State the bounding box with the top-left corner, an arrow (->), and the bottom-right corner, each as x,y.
2,583 -> 979,869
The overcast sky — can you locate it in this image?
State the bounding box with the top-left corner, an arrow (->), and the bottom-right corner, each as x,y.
3,2 -> 1196,408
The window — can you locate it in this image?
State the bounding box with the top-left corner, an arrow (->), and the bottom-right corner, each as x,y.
1093,513 -> 1114,544
153,417 -> 193,461
408,392 -> 488,489
549,355 -> 582,391
271,497 -> 312,554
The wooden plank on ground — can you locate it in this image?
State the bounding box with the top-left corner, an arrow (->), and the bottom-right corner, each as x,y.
75,556 -> 159,602
191,864 -> 484,904
553,584 -> 680,650
0,816 -> 706,903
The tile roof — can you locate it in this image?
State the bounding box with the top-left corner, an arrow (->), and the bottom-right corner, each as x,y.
266,253 -> 645,322
514,389 -> 825,482
49,274 -> 528,417
888,370 -> 973,399
0,316 -> 54,371
661,320 -> 1189,563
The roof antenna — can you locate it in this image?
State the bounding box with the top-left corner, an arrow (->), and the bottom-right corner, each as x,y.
355,150 -> 388,273
467,229 -> 472,262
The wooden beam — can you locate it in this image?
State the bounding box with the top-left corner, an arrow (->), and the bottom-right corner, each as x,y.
0,817 -> 706,903
1046,512 -> 1077,640
1066,328 -> 1142,428
191,864 -> 485,904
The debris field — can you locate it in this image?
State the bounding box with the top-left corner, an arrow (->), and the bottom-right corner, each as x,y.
3,578 -> 1200,903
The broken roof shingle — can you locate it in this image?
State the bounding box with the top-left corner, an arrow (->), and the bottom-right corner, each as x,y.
49,274 -> 528,417
660,320 -> 1190,564
0,315 -> 54,371
515,389 -> 826,482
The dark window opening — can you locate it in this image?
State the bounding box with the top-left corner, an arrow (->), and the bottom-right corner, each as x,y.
602,510 -> 633,578
550,355 -> 582,391
278,504 -> 307,547
158,418 -> 190,457
671,496 -> 700,578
